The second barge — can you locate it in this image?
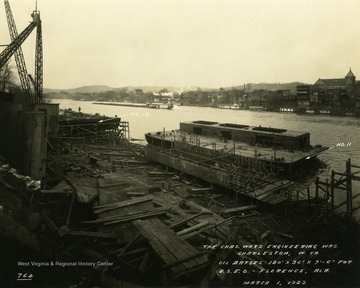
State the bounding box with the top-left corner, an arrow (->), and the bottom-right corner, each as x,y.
145,120 -> 328,205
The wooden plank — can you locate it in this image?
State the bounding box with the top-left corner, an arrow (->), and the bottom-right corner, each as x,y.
135,218 -> 209,275
269,196 -> 288,205
66,177 -> 98,203
147,222 -> 198,271
97,175 -> 153,243
134,219 -> 183,275
266,195 -> 288,205
148,218 -> 208,267
256,190 -> 277,201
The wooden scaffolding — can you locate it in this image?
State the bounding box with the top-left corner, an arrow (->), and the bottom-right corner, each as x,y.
315,159 -> 360,218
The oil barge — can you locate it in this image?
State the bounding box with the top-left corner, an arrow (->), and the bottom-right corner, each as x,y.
145,120 -> 328,205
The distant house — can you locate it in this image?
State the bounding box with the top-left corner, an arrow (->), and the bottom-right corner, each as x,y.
311,69 -> 357,107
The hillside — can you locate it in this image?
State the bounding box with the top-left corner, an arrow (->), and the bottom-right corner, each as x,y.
44,82 -> 309,95
229,82 -> 308,92
44,85 -> 116,94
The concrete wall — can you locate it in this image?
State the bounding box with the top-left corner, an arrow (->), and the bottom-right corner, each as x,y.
0,95 -> 23,166
17,111 -> 47,179
31,103 -> 59,135
0,94 -> 50,179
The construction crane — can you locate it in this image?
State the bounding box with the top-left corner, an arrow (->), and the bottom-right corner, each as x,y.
4,0 -> 32,96
0,0 -> 43,104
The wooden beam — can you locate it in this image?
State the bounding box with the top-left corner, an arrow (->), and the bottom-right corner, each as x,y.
176,221 -> 210,237
66,231 -> 117,239
41,189 -> 73,194
98,182 -> 129,189
222,205 -> 257,214
93,195 -> 153,213
83,208 -> 167,225
103,209 -> 167,226
65,192 -> 75,227
112,233 -> 142,255
352,175 -> 360,182
139,250 -> 150,273
148,171 -> 176,177
169,212 -> 207,229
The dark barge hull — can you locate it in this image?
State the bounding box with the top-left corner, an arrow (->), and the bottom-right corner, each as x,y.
144,121 -> 328,205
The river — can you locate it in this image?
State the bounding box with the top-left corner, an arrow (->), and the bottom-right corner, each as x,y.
50,99 -> 360,217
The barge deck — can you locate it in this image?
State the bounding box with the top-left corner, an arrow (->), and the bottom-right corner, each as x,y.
145,121 -> 328,205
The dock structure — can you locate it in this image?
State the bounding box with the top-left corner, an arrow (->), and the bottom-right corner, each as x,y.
48,113 -> 129,148
313,159 -> 360,218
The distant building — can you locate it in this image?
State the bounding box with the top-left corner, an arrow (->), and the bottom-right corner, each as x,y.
311,68 -> 358,107
296,85 -> 311,107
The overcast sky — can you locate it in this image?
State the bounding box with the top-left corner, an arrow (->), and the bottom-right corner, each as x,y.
1,0 -> 359,89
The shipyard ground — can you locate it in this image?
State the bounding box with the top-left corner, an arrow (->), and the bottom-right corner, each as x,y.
0,119 -> 359,287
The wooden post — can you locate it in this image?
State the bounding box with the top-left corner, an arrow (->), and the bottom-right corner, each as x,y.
307,187 -> 311,210
66,191 -> 75,227
346,159 -> 352,218
315,177 -> 319,214
325,178 -> 329,213
331,170 -> 335,214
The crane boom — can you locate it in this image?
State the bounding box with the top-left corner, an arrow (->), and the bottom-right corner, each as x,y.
0,21 -> 36,69
0,3 -> 43,104
34,12 -> 43,103
4,0 -> 32,96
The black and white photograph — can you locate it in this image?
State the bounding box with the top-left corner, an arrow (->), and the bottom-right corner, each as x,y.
0,0 -> 359,287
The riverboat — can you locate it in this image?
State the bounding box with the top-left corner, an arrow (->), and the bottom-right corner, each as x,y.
93,101 -> 174,110
145,120 -> 328,205
217,103 -> 241,109
145,101 -> 174,109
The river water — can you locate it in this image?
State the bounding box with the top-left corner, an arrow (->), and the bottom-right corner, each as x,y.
50,99 -> 360,217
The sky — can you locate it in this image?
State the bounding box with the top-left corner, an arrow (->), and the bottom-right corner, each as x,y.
1,0 -> 360,89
